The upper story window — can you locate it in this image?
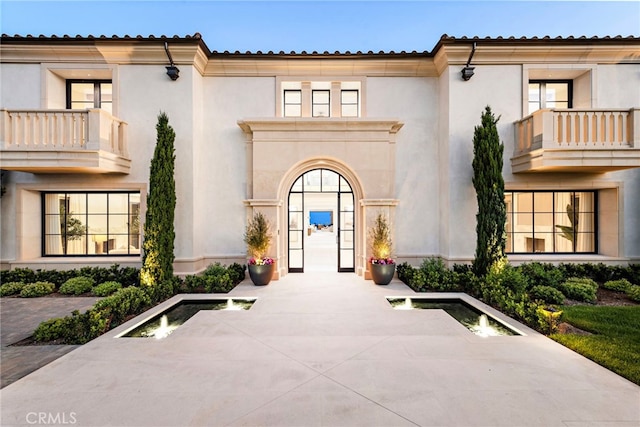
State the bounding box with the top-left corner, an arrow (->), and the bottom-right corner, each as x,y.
67,80 -> 113,114
528,80 -> 572,114
284,90 -> 302,117
341,90 -> 359,117
312,90 -> 330,117
279,79 -> 363,118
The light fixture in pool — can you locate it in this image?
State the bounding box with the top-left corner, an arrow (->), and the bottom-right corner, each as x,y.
121,298 -> 256,339
387,297 -> 520,337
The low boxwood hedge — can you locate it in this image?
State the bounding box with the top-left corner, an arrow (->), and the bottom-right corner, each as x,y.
59,276 -> 95,295
19,282 -> 56,298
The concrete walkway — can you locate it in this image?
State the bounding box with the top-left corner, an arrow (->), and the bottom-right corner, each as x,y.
1,272 -> 639,426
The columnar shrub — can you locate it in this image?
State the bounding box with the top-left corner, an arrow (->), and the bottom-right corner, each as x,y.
59,276 -> 95,295
471,106 -> 506,277
0,281 -> 25,297
141,112 -> 176,287
19,281 -> 56,298
92,281 -> 122,297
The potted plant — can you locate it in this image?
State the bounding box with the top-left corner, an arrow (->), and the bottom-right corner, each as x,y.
244,211 -> 274,286
369,213 -> 395,285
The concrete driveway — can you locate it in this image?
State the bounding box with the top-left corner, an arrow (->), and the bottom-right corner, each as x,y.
1,272 -> 638,426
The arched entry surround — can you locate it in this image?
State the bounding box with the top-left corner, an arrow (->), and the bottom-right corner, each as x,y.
279,158 -> 364,275
238,118 -> 403,279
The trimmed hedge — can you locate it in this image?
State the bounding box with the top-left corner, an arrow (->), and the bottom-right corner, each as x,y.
92,281 -> 122,297
0,264 -> 140,288
602,279 -> 633,293
59,276 -> 95,295
19,282 -> 56,298
557,277 -> 598,303
0,281 -> 25,297
529,285 -> 566,305
627,285 -> 640,302
33,286 -> 151,344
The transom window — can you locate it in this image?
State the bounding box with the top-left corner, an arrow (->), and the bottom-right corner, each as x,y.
283,90 -> 302,117
312,90 -> 330,117
43,192 -> 140,256
528,80 -> 572,114
505,191 -> 596,254
280,80 -> 361,118
67,80 -> 113,114
341,90 -> 359,117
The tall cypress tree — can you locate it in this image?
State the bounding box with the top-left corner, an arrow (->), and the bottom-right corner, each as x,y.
472,106 -> 506,276
141,112 -> 176,286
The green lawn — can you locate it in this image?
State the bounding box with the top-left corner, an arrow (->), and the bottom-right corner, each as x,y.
550,305 -> 640,386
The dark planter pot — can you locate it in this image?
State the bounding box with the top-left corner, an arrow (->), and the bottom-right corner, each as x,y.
248,264 -> 274,286
370,263 -> 396,285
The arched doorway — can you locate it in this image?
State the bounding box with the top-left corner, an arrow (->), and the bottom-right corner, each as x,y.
288,169 -> 354,272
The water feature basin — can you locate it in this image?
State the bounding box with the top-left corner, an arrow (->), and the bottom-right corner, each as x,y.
119,298 -> 256,339
387,297 -> 521,337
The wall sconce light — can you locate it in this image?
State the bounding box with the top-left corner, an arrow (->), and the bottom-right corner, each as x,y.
461,42 -> 477,81
164,42 -> 180,81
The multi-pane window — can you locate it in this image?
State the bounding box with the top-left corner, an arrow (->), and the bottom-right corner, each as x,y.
528,81 -> 571,114
505,191 -> 596,254
67,80 -> 113,114
43,192 -> 140,256
280,80 -> 361,117
283,90 -> 302,117
341,90 -> 359,117
312,90 -> 330,117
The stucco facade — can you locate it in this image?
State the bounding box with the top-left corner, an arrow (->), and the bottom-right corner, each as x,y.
1,34 -> 639,278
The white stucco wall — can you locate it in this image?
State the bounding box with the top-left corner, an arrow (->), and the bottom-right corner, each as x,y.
366,76 -> 440,259
200,76 -> 275,261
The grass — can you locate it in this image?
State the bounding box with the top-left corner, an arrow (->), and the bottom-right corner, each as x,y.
550,305 -> 640,386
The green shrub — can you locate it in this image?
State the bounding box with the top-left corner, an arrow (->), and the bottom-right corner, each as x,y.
204,273 -> 233,293
396,262 -> 416,285
419,258 -> 459,291
480,265 -> 540,326
557,277 -> 598,303
93,286 -> 151,327
59,276 -> 95,295
227,263 -> 247,284
529,285 -> 565,305
19,281 -> 56,298
145,279 -> 177,304
519,262 -> 563,289
0,268 -> 36,285
627,285 -> 640,302
396,263 -> 427,291
0,281 -> 26,297
33,317 -> 68,342
92,281 -> 122,297
602,279 -> 633,293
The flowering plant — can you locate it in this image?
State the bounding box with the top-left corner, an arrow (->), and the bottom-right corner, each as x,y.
248,257 -> 274,266
369,257 -> 395,265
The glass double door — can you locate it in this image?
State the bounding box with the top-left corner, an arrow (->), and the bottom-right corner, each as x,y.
288,169 -> 354,272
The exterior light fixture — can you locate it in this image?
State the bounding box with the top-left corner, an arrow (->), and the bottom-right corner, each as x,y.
164,42 -> 179,81
461,42 -> 477,81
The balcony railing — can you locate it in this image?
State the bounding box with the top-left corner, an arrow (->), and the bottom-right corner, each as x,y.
512,108 -> 640,173
0,109 -> 130,173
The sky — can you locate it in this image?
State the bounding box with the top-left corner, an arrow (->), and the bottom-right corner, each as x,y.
1,1 -> 638,53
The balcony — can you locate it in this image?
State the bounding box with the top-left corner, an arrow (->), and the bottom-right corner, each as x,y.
0,109 -> 130,174
511,108 -> 640,173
